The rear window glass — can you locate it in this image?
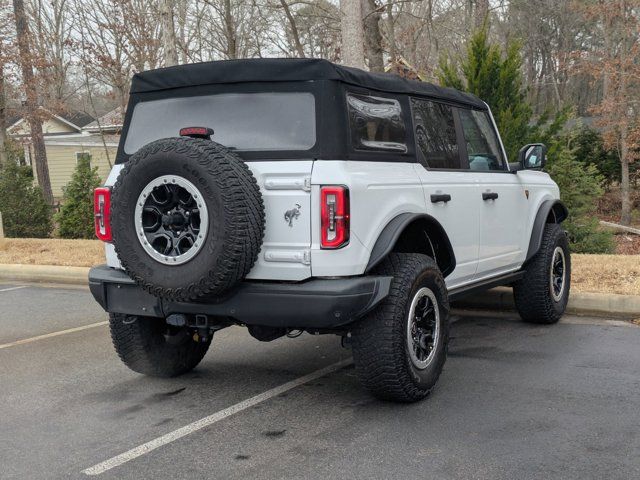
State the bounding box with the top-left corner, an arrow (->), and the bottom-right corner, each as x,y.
411,98 -> 460,169
123,92 -> 316,154
347,93 -> 406,152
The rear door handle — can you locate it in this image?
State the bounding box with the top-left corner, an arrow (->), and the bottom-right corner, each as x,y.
431,193 -> 452,203
482,192 -> 499,201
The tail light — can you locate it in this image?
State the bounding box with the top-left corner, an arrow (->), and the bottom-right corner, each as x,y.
94,187 -> 112,242
320,186 -> 349,249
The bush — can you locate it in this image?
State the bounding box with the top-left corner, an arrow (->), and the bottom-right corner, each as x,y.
545,140 -> 615,253
0,160 -> 52,238
56,156 -> 101,239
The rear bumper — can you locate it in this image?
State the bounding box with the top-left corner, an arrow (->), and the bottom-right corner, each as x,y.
88,265 -> 392,329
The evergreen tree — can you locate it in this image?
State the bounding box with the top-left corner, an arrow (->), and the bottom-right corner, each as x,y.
438,26 -> 532,161
545,138 -> 614,253
57,155 -> 101,239
0,160 -> 52,238
437,26 -> 614,253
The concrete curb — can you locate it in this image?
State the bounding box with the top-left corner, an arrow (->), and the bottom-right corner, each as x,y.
0,264 -> 89,285
1,264 -> 638,318
454,287 -> 640,319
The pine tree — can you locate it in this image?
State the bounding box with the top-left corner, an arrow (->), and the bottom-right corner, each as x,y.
438,26 -> 532,161
57,155 -> 101,239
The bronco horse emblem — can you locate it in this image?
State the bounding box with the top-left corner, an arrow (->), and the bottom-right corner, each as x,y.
284,204 -> 301,227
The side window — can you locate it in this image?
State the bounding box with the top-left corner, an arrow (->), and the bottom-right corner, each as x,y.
410,98 -> 461,169
347,93 -> 407,152
458,109 -> 505,171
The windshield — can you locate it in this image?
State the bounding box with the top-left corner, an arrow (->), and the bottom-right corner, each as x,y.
123,92 -> 316,154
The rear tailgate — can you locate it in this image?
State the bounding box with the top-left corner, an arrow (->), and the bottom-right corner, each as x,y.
244,161 -> 313,281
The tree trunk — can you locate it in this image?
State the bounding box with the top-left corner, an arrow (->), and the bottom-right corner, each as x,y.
474,0 -> 489,29
362,0 -> 383,71
619,135 -> 632,226
13,0 -> 53,204
160,0 -> 179,67
385,0 -> 396,63
340,0 -> 365,69
280,0 -> 305,58
0,63 -> 8,166
224,0 -> 237,60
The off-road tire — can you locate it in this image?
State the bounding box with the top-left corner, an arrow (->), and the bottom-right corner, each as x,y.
111,137 -> 265,302
109,313 -> 211,377
513,223 -> 571,324
351,253 -> 449,403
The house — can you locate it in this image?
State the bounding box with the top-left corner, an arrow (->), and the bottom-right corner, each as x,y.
8,108 -> 121,199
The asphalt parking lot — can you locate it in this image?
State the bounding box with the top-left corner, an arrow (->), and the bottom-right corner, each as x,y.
1,283 -> 639,480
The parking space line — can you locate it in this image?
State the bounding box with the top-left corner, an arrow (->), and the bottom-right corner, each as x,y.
0,321 -> 109,350
82,358 -> 353,476
0,286 -> 28,293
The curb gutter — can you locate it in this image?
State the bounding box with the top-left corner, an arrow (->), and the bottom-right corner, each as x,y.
1,264 -> 638,318
454,287 -> 640,319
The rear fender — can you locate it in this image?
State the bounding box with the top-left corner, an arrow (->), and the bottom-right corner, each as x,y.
365,213 -> 456,277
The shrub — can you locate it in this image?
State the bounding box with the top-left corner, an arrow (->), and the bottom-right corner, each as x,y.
0,160 -> 52,238
545,140 -> 615,253
56,155 -> 101,239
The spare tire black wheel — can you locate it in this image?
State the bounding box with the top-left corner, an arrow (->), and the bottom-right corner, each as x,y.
111,137 -> 265,301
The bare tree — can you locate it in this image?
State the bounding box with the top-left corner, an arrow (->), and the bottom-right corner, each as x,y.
474,0 -> 489,29
279,0 -> 305,57
340,0 -> 365,68
160,0 -> 178,66
13,0 -> 53,204
0,63 -> 7,166
582,0 -> 640,226
28,0 -> 74,107
362,0 -> 383,71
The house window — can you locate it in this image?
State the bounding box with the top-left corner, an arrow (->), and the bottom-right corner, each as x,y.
76,152 -> 92,167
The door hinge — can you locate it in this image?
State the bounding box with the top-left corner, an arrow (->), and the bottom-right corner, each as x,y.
264,249 -> 311,265
264,176 -> 312,192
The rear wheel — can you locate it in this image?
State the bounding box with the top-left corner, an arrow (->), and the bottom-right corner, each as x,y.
513,223 -> 571,324
109,313 -> 211,377
351,253 -> 449,403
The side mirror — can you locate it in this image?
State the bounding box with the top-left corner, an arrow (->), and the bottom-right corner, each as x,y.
518,143 -> 547,170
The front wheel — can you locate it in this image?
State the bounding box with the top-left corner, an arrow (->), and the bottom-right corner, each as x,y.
513,223 -> 571,324
109,313 -> 211,377
351,253 -> 449,403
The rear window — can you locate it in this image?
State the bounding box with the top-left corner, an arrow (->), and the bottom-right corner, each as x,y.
123,92 -> 316,154
347,93 -> 406,152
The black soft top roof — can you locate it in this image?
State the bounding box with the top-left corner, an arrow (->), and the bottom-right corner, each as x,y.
130,58 -> 487,110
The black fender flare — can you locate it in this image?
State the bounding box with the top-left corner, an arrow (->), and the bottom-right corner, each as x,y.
525,199 -> 569,262
365,213 -> 456,276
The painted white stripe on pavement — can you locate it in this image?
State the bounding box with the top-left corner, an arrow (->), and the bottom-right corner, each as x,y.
82,358 -> 353,476
0,321 -> 109,350
0,286 -> 28,293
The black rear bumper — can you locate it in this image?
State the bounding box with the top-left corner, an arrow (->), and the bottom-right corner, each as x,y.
88,265 -> 392,329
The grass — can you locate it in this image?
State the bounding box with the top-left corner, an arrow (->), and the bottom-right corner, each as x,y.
0,238 -> 638,296
0,238 -> 104,267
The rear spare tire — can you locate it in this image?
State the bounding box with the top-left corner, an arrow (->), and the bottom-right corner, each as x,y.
111,137 -> 265,301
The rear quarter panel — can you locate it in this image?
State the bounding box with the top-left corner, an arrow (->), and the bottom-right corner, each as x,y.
311,160 -> 425,276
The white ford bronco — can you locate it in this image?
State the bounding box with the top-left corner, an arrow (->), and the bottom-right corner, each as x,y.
89,58 -> 570,402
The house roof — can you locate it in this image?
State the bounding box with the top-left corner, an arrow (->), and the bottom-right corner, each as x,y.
131,58 -> 487,110
8,108 -> 95,132
84,106 -> 124,131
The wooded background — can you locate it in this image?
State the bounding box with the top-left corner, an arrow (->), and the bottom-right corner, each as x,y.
0,0 -> 638,249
